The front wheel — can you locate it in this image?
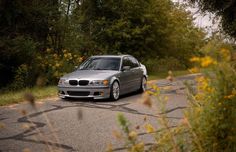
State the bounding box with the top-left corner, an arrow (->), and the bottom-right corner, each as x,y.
139,77 -> 147,93
110,81 -> 120,101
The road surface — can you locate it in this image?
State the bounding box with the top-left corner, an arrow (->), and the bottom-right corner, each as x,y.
0,74 -> 198,152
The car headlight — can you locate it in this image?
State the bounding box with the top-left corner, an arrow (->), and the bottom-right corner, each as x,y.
89,80 -> 109,86
58,79 -> 66,85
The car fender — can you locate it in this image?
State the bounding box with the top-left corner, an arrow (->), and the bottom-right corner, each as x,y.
109,76 -> 120,87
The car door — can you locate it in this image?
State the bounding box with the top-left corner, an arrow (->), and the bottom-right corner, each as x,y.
128,56 -> 143,90
119,57 -> 133,94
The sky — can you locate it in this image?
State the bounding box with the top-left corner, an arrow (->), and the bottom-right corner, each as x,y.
172,0 -> 219,35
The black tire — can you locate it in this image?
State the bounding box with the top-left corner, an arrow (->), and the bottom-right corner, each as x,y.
139,76 -> 147,93
110,81 -> 120,101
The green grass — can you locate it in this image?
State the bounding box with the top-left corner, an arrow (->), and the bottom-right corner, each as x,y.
148,70 -> 190,80
0,86 -> 57,106
0,70 -> 190,106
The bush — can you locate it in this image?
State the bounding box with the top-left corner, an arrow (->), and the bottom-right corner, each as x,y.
0,36 -> 37,89
186,50 -> 236,151
144,57 -> 186,74
112,48 -> 236,152
36,48 -> 83,84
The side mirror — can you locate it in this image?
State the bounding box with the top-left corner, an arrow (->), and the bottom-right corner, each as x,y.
122,66 -> 131,71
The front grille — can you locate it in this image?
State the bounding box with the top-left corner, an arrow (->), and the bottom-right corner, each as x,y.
79,80 -> 89,86
69,80 -> 78,86
67,91 -> 90,96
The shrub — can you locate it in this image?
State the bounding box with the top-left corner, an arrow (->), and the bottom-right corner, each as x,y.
186,49 -> 236,151
9,64 -> 31,90
112,48 -> 236,152
36,48 -> 83,84
0,36 -> 37,89
144,57 -> 186,74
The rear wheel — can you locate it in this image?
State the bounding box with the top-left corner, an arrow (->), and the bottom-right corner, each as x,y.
110,81 -> 120,101
139,76 -> 147,93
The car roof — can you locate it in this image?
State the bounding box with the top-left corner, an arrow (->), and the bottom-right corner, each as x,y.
91,55 -> 132,58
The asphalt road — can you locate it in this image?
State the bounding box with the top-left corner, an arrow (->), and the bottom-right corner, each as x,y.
0,74 -> 198,152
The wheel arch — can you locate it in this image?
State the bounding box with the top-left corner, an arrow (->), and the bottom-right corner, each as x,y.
110,76 -> 120,86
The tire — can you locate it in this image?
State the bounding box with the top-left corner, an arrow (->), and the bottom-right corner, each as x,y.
110,81 -> 120,101
139,76 -> 147,93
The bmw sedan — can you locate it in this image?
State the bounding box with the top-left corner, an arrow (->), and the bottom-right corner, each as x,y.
58,55 -> 148,100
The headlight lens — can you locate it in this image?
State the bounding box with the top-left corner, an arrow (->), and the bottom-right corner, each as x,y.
89,80 -> 109,86
58,79 -> 66,85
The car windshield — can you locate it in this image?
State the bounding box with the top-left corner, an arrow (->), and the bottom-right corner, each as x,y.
80,57 -> 121,71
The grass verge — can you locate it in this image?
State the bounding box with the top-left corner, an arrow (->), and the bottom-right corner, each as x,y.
0,70 -> 189,106
148,70 -> 190,80
0,86 -> 57,106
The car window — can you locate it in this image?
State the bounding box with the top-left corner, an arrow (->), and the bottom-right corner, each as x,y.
80,57 -> 121,71
122,56 -> 140,69
128,56 -> 140,68
122,57 -> 132,67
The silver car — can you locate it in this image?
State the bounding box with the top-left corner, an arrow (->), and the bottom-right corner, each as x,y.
58,55 -> 148,100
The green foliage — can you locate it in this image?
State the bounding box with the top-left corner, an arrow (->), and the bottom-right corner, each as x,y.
114,46 -> 236,151
0,86 -> 57,106
0,0 -> 206,90
117,113 -> 130,134
186,51 -> 236,151
76,0 -> 205,61
36,49 -> 82,84
189,0 -> 236,38
10,64 -> 31,90
0,36 -> 38,88
145,57 -> 186,74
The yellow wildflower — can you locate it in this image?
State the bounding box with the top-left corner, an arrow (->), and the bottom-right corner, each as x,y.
224,91 -> 236,99
79,57 -> 84,62
190,57 -> 200,62
200,56 -> 217,67
163,96 -> 169,101
141,92 -> 152,108
106,143 -> 113,152
0,122 -> 5,129
194,94 -> 204,100
144,124 -> 155,133
188,67 -> 199,73
55,63 -> 60,67
112,130 -> 122,140
196,76 -> 210,92
131,142 -> 144,152
128,131 -> 138,140
21,124 -> 30,129
220,48 -> 231,61
23,148 -> 31,152
152,85 -> 160,91
181,117 -> 189,125
46,48 -> 51,53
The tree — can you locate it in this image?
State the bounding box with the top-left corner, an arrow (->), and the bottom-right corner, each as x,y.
189,0 -> 236,38
75,0 -> 205,63
0,0 -> 60,88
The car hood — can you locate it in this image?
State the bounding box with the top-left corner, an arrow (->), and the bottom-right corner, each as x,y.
61,70 -> 119,80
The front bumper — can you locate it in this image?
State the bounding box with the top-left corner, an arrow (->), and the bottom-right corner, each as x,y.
57,86 -> 111,99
